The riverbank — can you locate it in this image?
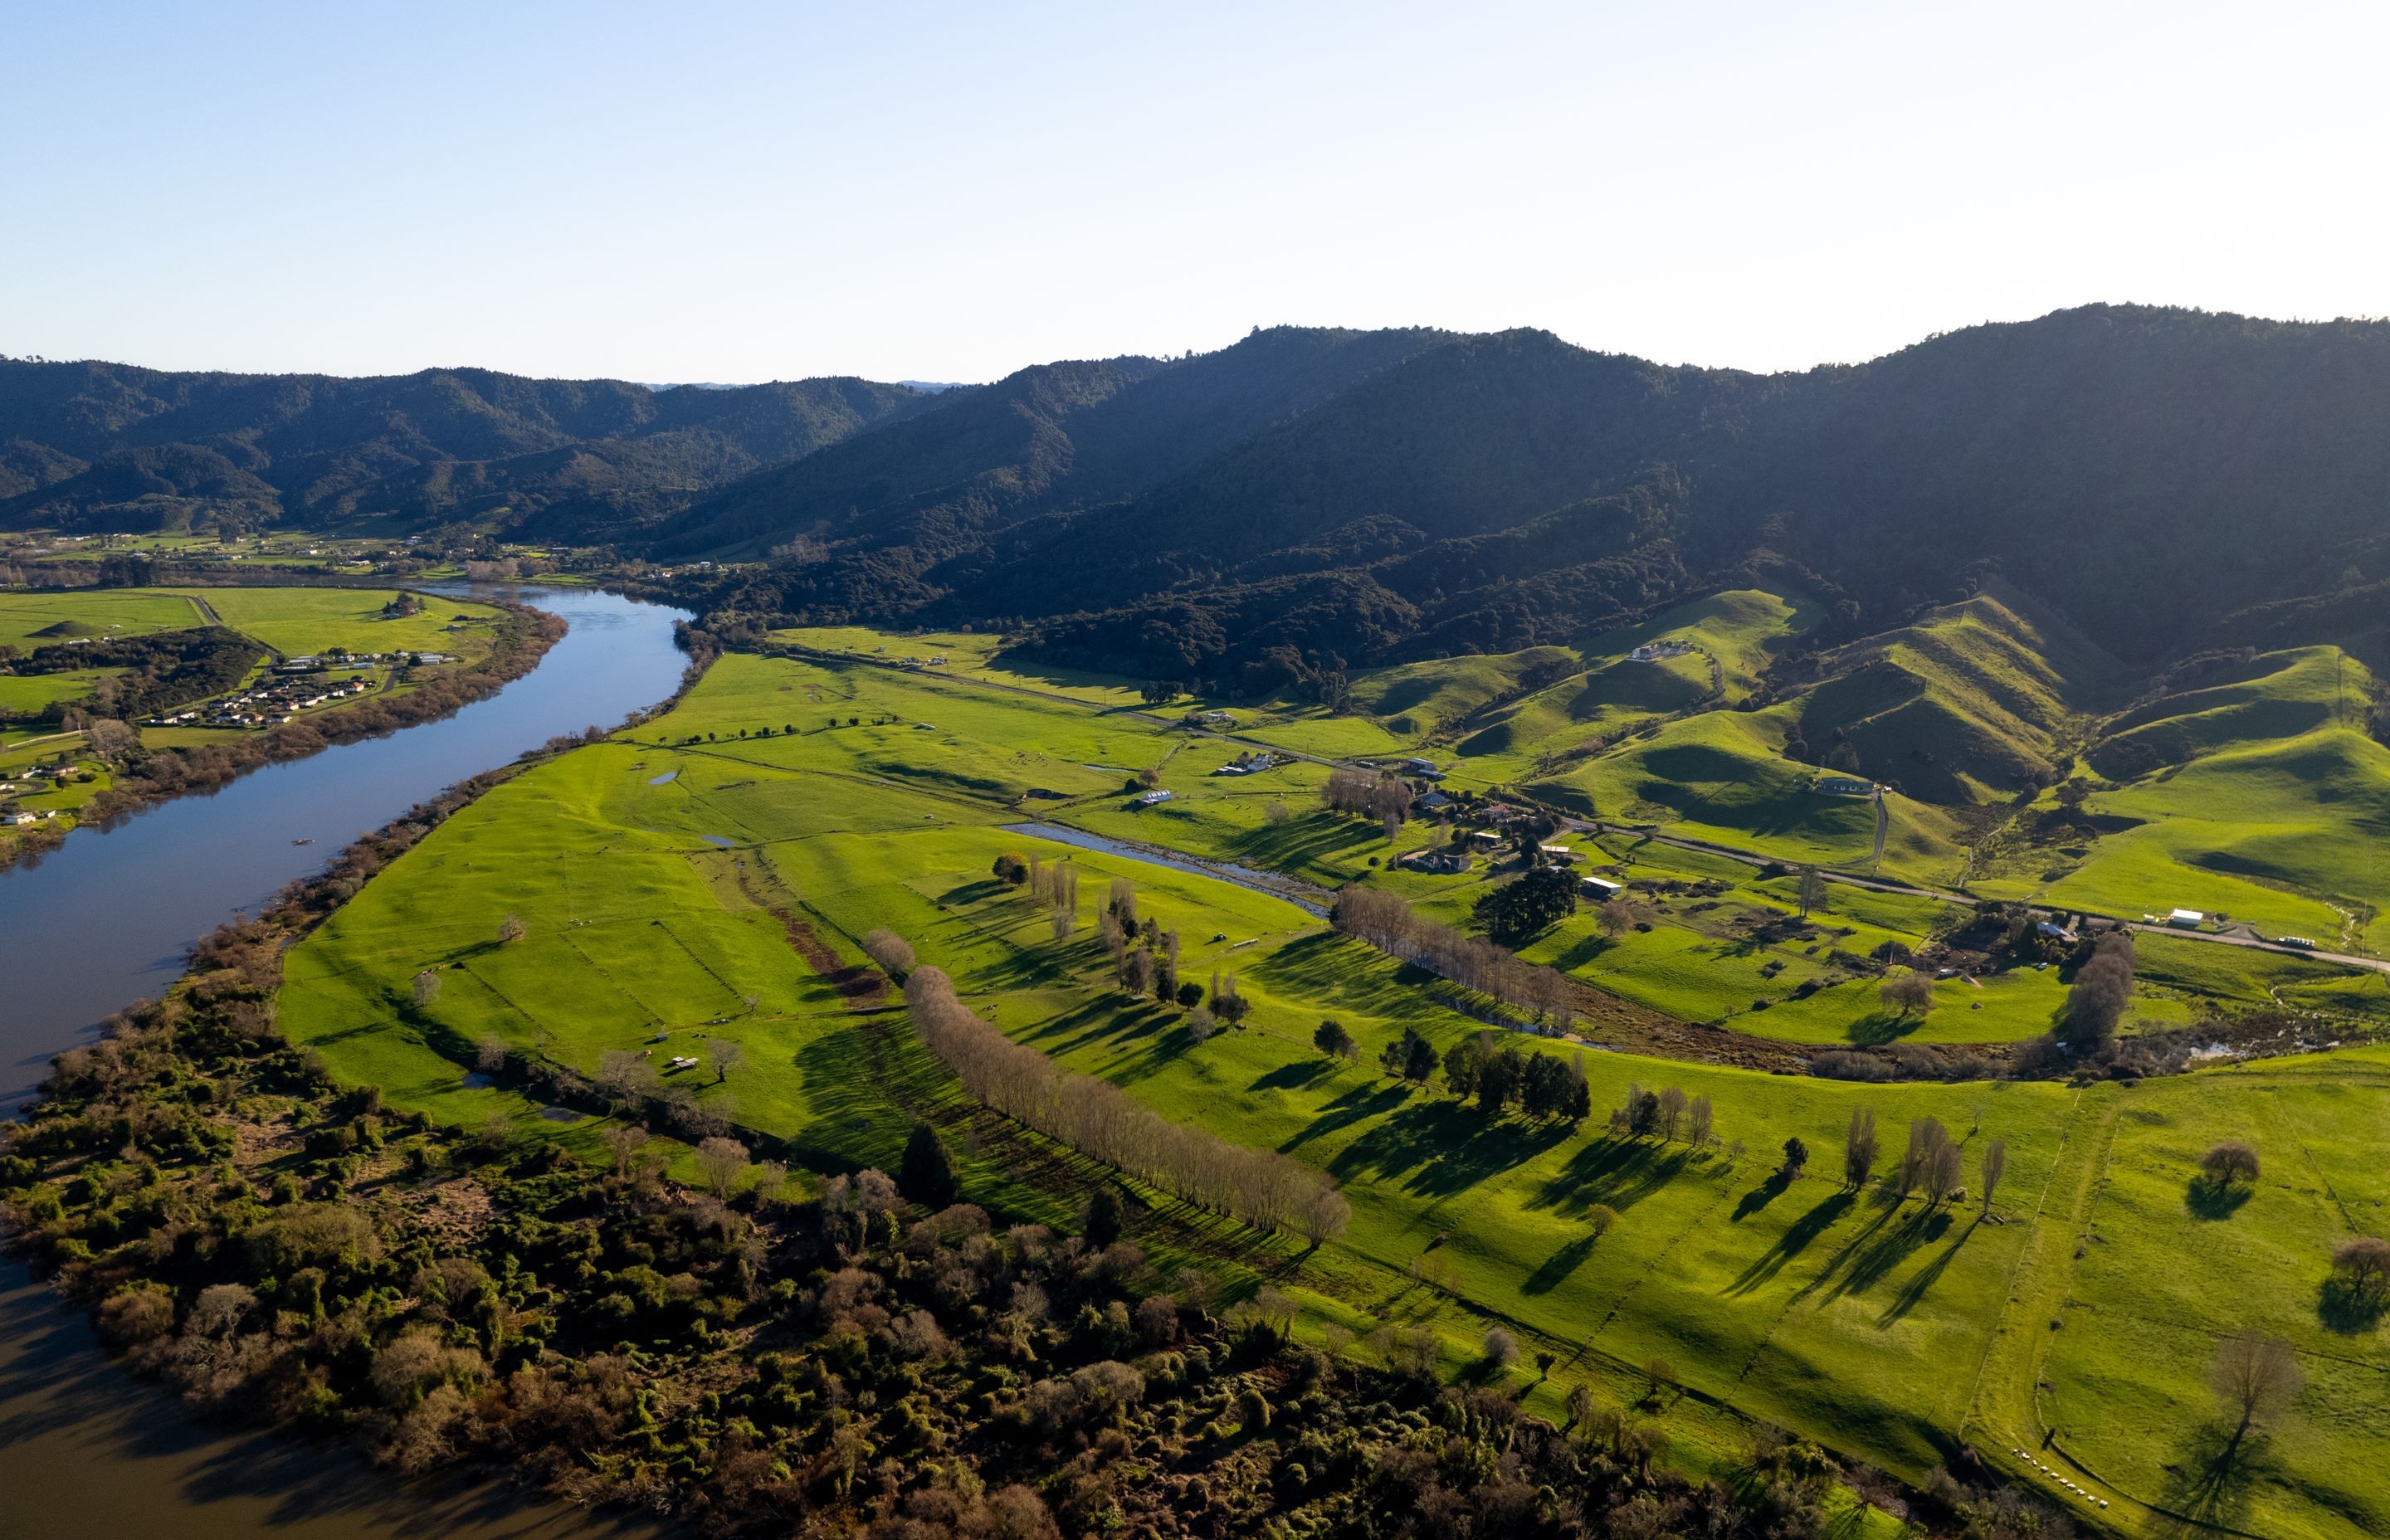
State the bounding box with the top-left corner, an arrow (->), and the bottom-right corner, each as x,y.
0,592 -> 565,875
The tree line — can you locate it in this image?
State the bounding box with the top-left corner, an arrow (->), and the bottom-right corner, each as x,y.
1332,885 -> 1578,1030
904,965 -> 1350,1244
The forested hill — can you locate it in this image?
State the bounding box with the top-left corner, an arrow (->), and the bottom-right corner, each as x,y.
641,326 -> 1454,561
0,359 -> 945,541
672,306 -> 2390,685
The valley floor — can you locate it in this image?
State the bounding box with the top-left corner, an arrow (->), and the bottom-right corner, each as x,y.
276,643 -> 2390,1540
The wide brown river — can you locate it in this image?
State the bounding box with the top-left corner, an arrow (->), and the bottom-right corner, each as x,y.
0,584 -> 687,1539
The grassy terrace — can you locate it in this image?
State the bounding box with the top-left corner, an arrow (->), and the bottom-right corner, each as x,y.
278,645 -> 2390,1538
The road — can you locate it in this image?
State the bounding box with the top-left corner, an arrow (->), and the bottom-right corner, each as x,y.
781,641 -> 2388,978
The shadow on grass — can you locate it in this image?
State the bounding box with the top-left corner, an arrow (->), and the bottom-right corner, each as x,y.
1251,933 -> 1439,1019
1729,1188 -> 1854,1296
1547,931 -> 1622,973
1523,1231 -> 1604,1295
2318,1277 -> 2388,1335
1250,1058 -> 1339,1094
1790,1188 -> 1918,1304
1846,1010 -> 1922,1047
2154,1421 -> 2283,1535
1731,1167 -> 1795,1221
2184,1176 -> 2252,1220
1280,1079 -> 1412,1153
1226,816 -> 1379,879
1328,1099 -> 1575,1198
1875,1215 -> 1977,1326
1529,1136 -> 1690,1220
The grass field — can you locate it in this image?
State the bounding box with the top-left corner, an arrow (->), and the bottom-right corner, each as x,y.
275,644 -> 2390,1537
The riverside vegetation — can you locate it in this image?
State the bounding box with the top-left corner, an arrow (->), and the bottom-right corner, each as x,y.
9,626 -> 2388,1540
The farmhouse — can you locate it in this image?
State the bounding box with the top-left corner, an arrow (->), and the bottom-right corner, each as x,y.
1417,790 -> 1453,811
1813,776 -> 1872,797
1402,758 -> 1446,780
1627,640 -> 1694,662
1469,830 -> 1503,847
1397,850 -> 1470,874
1538,844 -> 1582,864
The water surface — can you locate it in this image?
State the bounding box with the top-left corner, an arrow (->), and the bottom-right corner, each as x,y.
0,584 -> 690,1114
0,582 -> 690,1538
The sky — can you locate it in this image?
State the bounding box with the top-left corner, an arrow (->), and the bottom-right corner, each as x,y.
4,1 -> 2386,384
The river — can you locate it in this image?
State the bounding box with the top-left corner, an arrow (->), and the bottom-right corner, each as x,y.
0,582 -> 690,1538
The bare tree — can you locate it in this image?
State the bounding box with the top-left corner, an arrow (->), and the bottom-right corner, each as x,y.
1655,1086 -> 1689,1142
2209,1332 -> 2301,1437
1979,1138 -> 2007,1218
412,970 -> 441,1007
598,1049 -> 657,1107
497,913 -> 528,944
476,1036 -> 507,1075
601,1123 -> 649,1177
1596,899 -> 1636,938
705,1036 -> 744,1085
694,1136 -> 750,1199
1844,1107 -> 1879,1188
1685,1093 -> 1714,1148
2331,1235 -> 2390,1298
1481,1328 -> 1520,1372
861,929 -> 915,977
1880,970 -> 1936,1019
905,967 -> 1347,1240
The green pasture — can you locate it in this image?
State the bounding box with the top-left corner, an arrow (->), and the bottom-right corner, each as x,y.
272,645 -> 2390,1534
163,586 -> 500,661
0,589 -> 207,647
771,624 -> 1160,707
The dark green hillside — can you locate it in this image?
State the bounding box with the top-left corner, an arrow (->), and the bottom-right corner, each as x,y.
0,358 -> 940,536
646,325 -> 1448,565
0,441 -> 282,530
679,305 -> 2390,686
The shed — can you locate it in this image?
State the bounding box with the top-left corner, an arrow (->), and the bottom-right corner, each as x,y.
2166,909 -> 2205,928
1581,876 -> 1624,899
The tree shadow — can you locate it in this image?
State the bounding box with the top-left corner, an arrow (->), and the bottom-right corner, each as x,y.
1523,1232 -> 1603,1295
1250,1059 -> 1339,1094
1875,1216 -> 1976,1326
2318,1277 -> 2388,1335
1529,1136 -> 1690,1220
1789,1188 -> 1907,1304
1280,1079 -> 1412,1153
1729,1189 -> 1854,1295
1328,1100 -> 1576,1198
2156,1420 -> 2283,1534
1731,1167 -> 1795,1221
1846,1010 -> 1921,1046
2184,1176 -> 2251,1220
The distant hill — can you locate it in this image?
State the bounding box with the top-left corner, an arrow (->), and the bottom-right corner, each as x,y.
674,306 -> 2390,685
10,307 -> 2390,685
0,360 -> 947,541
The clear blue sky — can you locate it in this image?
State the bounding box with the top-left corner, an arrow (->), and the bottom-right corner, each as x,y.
4,1 -> 2383,383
